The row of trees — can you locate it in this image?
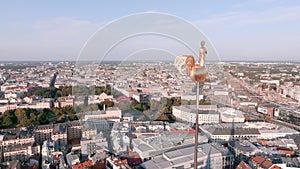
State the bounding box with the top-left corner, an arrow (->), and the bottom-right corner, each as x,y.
24,85 -> 112,99
0,99 -> 116,129
0,106 -> 77,129
123,97 -> 181,122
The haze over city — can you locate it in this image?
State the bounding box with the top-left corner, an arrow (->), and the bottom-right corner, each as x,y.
1,0 -> 300,61
2,1 -> 300,169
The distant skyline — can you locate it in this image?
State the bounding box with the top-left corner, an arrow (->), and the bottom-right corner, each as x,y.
1,0 -> 300,61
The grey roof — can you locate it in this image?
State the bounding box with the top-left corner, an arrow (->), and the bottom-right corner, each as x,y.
141,134 -> 207,151
66,153 -> 79,165
229,140 -> 259,153
191,110 -> 219,114
174,105 -> 218,112
141,144 -> 221,169
185,104 -> 218,110
66,121 -> 81,127
137,144 -> 153,152
85,110 -> 105,115
91,153 -> 107,163
3,128 -> 34,140
210,128 -> 260,135
53,124 -> 66,134
83,119 -> 113,132
34,124 -> 54,130
141,156 -> 173,169
164,144 -> 220,160
123,113 -> 133,117
211,143 -> 233,156
83,120 -> 96,130
172,156 -> 191,165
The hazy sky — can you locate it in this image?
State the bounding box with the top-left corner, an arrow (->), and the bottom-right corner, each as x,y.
1,0 -> 300,61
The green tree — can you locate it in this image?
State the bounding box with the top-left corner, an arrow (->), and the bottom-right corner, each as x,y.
117,100 -> 131,112
60,86 -> 72,96
99,100 -> 114,110
2,115 -> 13,127
37,112 -> 49,124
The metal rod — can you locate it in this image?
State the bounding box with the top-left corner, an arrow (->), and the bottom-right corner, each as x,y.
194,82 -> 200,169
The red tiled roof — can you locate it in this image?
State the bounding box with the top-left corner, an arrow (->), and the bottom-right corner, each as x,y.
123,152 -> 142,166
278,149 -> 295,156
72,160 -> 93,169
26,86 -> 38,89
170,128 -> 196,134
270,165 -> 281,169
91,161 -> 105,169
236,161 -> 252,169
250,155 -> 275,169
250,155 -> 266,166
261,159 -> 273,169
257,139 -> 268,146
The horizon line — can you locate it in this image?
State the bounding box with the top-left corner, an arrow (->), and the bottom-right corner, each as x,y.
0,59 -> 299,63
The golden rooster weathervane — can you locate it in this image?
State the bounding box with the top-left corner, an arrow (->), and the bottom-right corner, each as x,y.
185,40 -> 208,82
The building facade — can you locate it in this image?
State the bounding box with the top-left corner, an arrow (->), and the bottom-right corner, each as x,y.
173,105 -> 219,124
